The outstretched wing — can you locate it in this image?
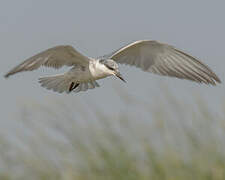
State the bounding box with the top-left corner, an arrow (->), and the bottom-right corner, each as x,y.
5,45 -> 90,78
109,40 -> 221,85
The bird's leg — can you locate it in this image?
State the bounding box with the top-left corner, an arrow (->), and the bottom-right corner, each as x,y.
69,82 -> 79,92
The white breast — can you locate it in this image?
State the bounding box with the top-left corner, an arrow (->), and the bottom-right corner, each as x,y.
89,60 -> 111,80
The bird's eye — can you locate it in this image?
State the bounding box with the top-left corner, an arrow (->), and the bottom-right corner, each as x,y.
106,66 -> 114,71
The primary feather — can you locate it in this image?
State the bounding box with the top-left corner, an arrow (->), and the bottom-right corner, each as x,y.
109,40 -> 221,85
5,45 -> 90,78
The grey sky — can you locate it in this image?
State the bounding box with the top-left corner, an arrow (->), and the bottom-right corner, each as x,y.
1,0 -> 225,133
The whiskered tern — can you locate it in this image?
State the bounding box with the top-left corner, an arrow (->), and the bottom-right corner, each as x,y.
5,40 -> 221,93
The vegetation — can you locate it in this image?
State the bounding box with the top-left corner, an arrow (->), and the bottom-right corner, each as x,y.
0,89 -> 225,180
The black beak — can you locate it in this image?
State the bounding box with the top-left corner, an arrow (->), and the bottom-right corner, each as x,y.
115,72 -> 126,83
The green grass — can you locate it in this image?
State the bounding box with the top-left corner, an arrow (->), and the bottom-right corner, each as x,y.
1,90 -> 225,180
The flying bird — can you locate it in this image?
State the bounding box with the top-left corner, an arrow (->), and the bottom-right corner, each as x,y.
5,40 -> 221,93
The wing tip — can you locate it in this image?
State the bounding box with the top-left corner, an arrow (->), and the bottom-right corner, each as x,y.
173,47 -> 221,86
212,73 -> 221,84
200,75 -> 221,86
4,72 -> 12,78
4,68 -> 21,78
203,69 -> 221,86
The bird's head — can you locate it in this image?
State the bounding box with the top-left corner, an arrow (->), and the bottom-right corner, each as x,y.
99,59 -> 126,83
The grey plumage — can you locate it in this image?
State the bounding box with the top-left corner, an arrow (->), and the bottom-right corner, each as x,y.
99,59 -> 118,70
108,40 -> 221,85
4,40 -> 221,94
4,45 -> 90,78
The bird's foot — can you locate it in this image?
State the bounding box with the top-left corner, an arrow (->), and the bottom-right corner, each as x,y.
69,82 -> 79,92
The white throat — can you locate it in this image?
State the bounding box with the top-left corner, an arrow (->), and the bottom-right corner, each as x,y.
89,60 -> 113,80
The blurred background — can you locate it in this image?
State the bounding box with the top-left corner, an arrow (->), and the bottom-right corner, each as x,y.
1,0 -> 225,179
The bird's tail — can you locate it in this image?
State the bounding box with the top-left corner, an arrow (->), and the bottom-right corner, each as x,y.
39,74 -> 100,93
